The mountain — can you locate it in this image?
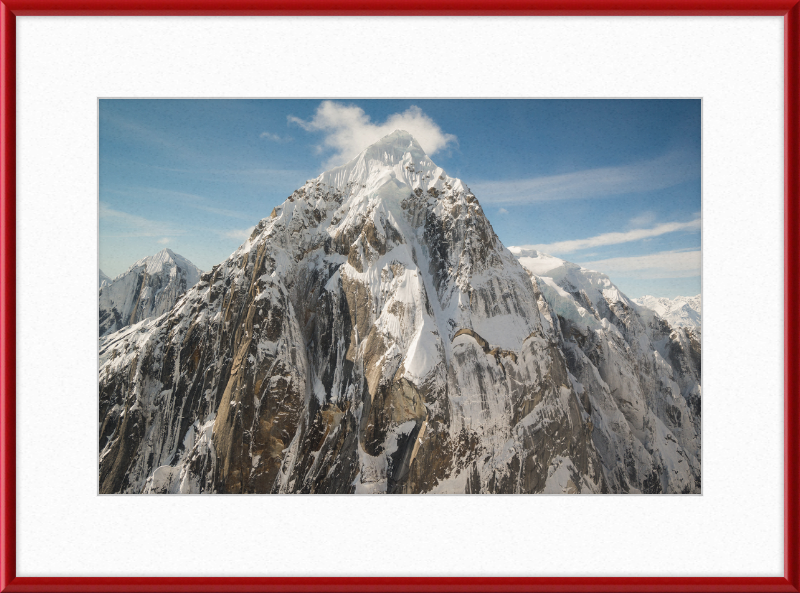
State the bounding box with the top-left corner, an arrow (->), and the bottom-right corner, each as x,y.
98,131 -> 701,494
99,269 -> 111,288
98,249 -> 202,337
509,248 -> 701,493
633,294 -> 701,332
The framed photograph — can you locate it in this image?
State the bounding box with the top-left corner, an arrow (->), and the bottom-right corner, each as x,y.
1,3 -> 798,592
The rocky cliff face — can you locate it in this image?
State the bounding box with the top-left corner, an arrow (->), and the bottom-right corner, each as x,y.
99,249 -> 202,337
98,131 -> 700,494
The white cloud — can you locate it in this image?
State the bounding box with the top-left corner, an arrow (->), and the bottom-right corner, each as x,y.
260,131 -> 291,142
218,227 -> 255,241
289,101 -> 457,167
498,208 -> 509,214
470,149 -> 699,204
518,218 -> 701,255
580,249 -> 701,279
157,237 -> 170,244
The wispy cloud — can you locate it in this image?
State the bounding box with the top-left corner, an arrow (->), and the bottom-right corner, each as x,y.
517,218 -> 701,255
157,237 -> 170,244
580,249 -> 701,279
289,101 -> 457,168
164,190 -> 251,220
111,187 -> 253,221
101,113 -> 201,161
498,207 -> 509,215
113,164 -> 310,187
260,131 -> 291,142
217,226 -> 255,241
196,167 -> 309,187
99,203 -> 185,238
628,211 -> 657,227
471,149 -> 699,204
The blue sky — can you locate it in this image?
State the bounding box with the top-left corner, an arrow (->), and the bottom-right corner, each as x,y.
99,99 -> 700,298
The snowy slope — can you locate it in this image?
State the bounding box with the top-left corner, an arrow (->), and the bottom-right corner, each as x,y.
510,248 -> 702,493
98,131 -> 700,494
633,294 -> 701,331
98,249 -> 202,337
99,269 -> 111,288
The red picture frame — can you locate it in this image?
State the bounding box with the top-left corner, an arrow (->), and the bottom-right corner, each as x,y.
1,4 -> 798,592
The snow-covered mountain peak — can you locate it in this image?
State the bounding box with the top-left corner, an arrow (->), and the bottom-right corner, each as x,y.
508,248 -> 567,277
511,248 -> 624,301
231,128 -> 543,358
99,249 -> 202,337
361,129 -> 429,165
302,130 -> 467,213
510,247 -> 634,332
126,248 -> 200,284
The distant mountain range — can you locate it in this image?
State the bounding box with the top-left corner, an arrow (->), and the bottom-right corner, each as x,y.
98,131 -> 701,494
633,294 -> 701,332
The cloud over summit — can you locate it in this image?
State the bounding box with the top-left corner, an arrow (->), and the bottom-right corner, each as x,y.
289,101 -> 457,168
